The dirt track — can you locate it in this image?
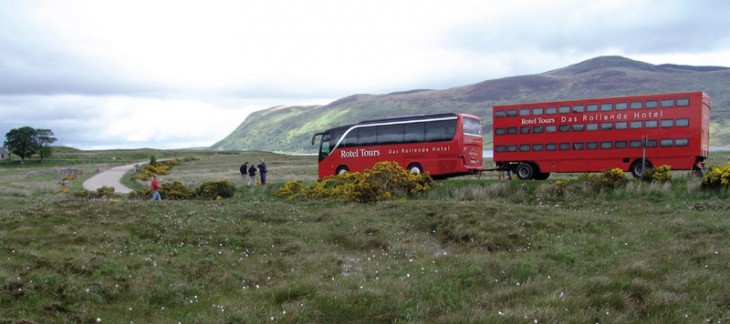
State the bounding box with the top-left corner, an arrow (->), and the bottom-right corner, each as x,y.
82,163 -> 140,194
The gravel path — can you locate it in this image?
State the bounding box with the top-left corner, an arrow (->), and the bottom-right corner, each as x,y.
82,163 -> 141,194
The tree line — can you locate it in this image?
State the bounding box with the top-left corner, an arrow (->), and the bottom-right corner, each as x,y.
3,126 -> 57,163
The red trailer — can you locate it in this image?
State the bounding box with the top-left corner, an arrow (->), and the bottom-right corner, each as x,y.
493,92 -> 711,180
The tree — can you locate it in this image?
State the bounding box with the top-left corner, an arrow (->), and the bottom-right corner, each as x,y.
3,127 -> 58,163
35,128 -> 57,162
4,126 -> 37,163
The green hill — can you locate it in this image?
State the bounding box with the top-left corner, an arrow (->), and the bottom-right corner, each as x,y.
212,56 -> 730,153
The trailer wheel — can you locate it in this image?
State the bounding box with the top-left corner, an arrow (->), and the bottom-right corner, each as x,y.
630,160 -> 652,178
515,163 -> 535,180
407,163 -> 423,174
336,166 -> 349,176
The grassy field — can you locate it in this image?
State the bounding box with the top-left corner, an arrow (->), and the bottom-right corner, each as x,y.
1,149 -> 730,323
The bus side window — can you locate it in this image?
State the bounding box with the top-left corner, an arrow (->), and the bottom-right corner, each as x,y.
359,127 -> 376,146
377,124 -> 404,145
342,129 -> 359,147
404,123 -> 425,142
426,120 -> 456,141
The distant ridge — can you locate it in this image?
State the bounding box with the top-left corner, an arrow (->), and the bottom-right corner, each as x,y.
212,56 -> 730,153
657,64 -> 730,72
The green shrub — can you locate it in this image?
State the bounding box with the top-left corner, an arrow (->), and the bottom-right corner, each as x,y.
576,168 -> 626,192
128,179 -> 233,200
128,188 -> 152,200
73,186 -> 115,199
701,162 -> 730,189
96,186 -> 116,198
536,179 -> 570,198
160,180 -> 195,200
196,179 -> 236,200
643,164 -> 672,183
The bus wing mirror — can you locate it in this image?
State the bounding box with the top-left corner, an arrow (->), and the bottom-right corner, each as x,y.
311,132 -> 323,145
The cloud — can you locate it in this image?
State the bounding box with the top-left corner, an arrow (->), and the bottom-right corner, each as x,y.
442,0 -> 730,75
0,95 -> 246,149
1,0 -> 729,150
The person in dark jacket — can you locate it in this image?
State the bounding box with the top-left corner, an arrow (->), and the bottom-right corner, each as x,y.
258,159 -> 267,185
247,164 -> 257,186
240,162 -> 249,184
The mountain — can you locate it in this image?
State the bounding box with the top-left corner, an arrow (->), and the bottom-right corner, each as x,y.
211,56 -> 730,153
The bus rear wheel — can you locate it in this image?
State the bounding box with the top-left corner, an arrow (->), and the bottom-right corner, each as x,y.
630,160 -> 652,178
407,163 -> 423,174
515,163 -> 536,180
336,166 -> 349,176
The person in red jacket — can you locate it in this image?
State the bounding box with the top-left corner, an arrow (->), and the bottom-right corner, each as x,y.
150,174 -> 162,201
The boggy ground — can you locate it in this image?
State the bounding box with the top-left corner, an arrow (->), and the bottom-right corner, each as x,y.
1,150 -> 729,323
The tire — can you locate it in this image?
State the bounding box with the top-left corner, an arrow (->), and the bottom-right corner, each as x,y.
336,166 -> 349,176
630,160 -> 652,178
515,163 -> 535,180
407,163 -> 423,174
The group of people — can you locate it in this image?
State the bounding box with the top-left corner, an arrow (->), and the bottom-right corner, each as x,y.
240,159 -> 267,186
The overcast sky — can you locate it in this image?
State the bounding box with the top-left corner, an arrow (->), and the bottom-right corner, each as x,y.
2,0 -> 729,150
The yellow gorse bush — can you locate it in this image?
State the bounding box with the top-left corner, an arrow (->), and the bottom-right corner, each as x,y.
582,168 -> 627,191
131,159 -> 182,181
644,164 -> 672,183
702,162 -> 730,189
277,161 -> 433,203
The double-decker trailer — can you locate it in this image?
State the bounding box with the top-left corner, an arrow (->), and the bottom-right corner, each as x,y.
312,113 -> 483,179
493,92 -> 711,180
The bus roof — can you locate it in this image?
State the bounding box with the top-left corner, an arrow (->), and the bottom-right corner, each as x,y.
492,91 -> 707,109
358,113 -> 458,125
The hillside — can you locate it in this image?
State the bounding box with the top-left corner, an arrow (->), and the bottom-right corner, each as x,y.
212,56 -> 730,153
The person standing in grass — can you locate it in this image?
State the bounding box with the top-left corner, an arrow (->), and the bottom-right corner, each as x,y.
258,159 -> 267,185
240,161 -> 249,184
150,174 -> 162,201
247,163 -> 257,186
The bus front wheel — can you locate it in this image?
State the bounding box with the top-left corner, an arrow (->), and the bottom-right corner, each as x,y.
407,163 -> 423,174
630,160 -> 652,178
336,166 -> 349,176
515,163 -> 535,180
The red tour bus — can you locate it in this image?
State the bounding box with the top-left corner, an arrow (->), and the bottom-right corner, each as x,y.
493,91 -> 711,180
311,113 -> 483,178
